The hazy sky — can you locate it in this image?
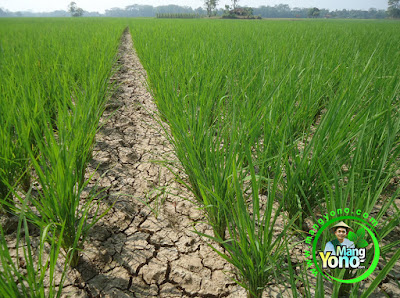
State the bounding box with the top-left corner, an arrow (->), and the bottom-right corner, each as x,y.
0,0 -> 389,13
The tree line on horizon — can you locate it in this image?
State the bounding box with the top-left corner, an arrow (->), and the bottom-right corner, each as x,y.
0,4 -> 392,19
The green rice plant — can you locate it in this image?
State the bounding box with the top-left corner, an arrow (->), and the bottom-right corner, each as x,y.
0,16 -> 126,261
281,30 -> 400,227
128,18 -> 400,296
316,100 -> 400,295
322,87 -> 400,216
131,20 -> 270,241
158,106 -> 242,240
13,94 -> 113,267
281,90 -> 366,227
317,170 -> 400,296
0,93 -> 24,212
0,199 -> 69,297
197,148 -> 298,297
0,18 -> 125,267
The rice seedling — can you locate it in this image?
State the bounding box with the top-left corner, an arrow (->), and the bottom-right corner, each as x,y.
129,18 -> 400,296
15,110 -> 111,267
0,198 -> 69,297
1,17 -> 399,296
318,95 -> 400,296
0,86 -> 25,212
0,18 -> 125,267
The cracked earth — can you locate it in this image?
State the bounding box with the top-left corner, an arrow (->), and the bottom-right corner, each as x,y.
60,28 -> 251,298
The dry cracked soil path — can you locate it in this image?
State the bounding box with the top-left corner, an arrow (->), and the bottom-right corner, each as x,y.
61,28 -> 256,298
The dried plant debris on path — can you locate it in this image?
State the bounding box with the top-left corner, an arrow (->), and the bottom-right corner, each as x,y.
61,28 -> 251,297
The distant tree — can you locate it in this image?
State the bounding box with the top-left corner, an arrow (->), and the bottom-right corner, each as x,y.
126,4 -> 154,17
205,0 -> 218,17
105,7 -> 128,17
223,5 -> 231,15
308,7 -> 320,18
68,2 -> 83,17
195,7 -> 206,15
388,0 -> 400,18
276,4 -> 291,16
68,2 -> 77,13
0,8 -> 8,17
232,0 -> 238,10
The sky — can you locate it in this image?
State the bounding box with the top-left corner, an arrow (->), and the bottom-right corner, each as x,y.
0,0 -> 389,13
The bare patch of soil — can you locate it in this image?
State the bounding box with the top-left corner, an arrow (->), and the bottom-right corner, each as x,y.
61,28 -> 247,297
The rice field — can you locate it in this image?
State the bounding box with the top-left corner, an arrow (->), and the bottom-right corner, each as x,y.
0,17 -> 399,297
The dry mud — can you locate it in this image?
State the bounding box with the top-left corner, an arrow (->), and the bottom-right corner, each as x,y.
61,28 -> 248,297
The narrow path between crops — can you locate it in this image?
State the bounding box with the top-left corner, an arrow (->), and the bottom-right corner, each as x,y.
61,28 -> 261,298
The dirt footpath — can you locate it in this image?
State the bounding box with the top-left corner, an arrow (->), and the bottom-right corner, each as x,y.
61,28 -> 251,298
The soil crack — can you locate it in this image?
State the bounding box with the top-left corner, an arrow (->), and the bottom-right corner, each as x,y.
61,27 -> 244,298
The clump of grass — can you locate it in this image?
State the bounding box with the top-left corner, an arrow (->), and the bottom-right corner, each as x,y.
0,200 -> 69,297
130,19 -> 400,296
0,95 -> 23,212
0,18 -> 125,269
18,112 -> 112,267
197,149 -> 298,297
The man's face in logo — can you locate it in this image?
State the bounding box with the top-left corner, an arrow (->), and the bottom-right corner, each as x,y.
335,227 -> 348,241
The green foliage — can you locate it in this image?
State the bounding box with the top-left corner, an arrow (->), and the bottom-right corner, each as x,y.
348,228 -> 369,248
68,2 -> 84,17
0,201 -> 68,297
388,0 -> 400,18
129,19 -> 400,296
308,7 -> 320,18
222,7 -> 257,19
0,17 -> 125,283
204,0 -> 218,17
156,13 -> 203,18
1,17 -> 399,297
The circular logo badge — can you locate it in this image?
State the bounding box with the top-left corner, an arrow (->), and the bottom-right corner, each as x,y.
312,216 -> 380,284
